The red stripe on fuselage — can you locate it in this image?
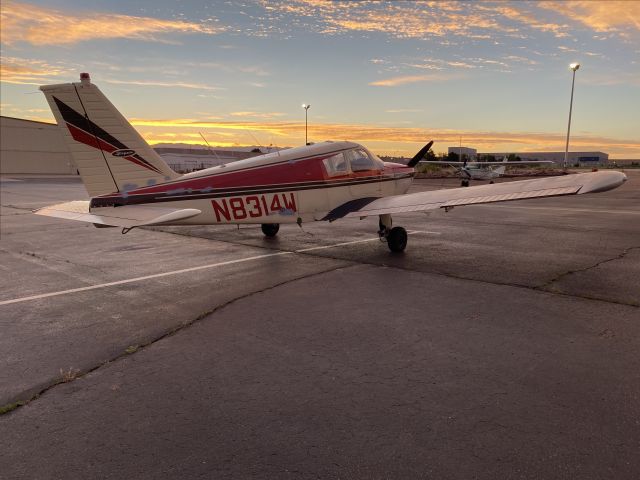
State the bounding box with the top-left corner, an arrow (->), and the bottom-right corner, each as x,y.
92,155 -> 414,203
128,155 -> 331,195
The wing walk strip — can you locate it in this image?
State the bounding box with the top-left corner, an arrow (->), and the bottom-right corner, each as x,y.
0,231 -> 438,306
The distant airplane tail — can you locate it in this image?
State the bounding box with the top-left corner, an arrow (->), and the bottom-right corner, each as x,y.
40,74 -> 179,196
493,156 -> 509,175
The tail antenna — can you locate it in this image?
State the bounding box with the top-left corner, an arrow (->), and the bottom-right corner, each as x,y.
244,130 -> 264,153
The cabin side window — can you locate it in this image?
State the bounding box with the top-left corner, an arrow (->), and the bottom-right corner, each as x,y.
323,152 -> 349,177
348,148 -> 377,172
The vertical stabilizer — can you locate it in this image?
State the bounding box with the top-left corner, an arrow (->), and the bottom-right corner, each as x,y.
40,74 -> 178,196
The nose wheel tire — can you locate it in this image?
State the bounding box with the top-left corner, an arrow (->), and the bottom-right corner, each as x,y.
461,179 -> 470,187
261,223 -> 280,237
386,226 -> 408,253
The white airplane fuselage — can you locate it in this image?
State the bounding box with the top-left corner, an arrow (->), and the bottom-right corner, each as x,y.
460,165 -> 506,181
89,142 -> 415,226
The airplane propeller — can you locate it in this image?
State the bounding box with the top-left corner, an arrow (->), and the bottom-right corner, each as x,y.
407,140 -> 434,168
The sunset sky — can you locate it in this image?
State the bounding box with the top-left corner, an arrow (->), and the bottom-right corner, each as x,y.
1,0 -> 639,158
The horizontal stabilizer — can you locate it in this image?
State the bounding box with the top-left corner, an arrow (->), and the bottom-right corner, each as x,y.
35,201 -> 201,228
331,171 -> 626,220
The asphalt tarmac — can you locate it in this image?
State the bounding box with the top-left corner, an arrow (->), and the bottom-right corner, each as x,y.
1,171 -> 639,479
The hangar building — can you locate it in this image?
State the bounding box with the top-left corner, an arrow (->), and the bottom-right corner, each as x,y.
446,145 -> 609,166
1,116 -> 76,174
0,116 -> 267,175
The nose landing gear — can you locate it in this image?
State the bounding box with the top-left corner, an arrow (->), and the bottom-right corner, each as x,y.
378,214 -> 407,253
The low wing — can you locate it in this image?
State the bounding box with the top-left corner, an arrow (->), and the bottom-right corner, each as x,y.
35,201 -> 201,227
419,160 -> 554,166
324,171 -> 626,220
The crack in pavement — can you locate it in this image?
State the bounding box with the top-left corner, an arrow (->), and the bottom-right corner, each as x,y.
3,233 -> 637,413
535,246 -> 640,291
147,227 -> 640,308
0,262 -> 355,415
0,246 -> 111,276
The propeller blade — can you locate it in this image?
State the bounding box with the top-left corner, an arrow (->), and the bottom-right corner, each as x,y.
407,140 -> 434,168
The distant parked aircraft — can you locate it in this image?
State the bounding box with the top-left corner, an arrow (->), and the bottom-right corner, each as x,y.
420,156 -> 553,186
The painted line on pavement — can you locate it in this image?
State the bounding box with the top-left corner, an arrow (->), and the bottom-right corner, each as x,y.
494,205 -> 640,215
0,231 -> 439,306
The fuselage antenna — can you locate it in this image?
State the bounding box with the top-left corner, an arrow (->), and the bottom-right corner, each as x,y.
199,132 -> 223,166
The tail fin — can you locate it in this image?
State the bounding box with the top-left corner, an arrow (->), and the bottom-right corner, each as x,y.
40,73 -> 179,196
493,155 -> 509,175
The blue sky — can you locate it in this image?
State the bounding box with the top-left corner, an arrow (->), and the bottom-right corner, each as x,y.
1,0 -> 639,157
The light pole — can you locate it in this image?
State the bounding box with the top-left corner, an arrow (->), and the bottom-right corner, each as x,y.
302,104 -> 310,145
563,63 -> 580,170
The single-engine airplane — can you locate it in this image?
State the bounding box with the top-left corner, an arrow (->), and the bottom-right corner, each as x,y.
35,74 -> 627,252
420,157 -> 553,186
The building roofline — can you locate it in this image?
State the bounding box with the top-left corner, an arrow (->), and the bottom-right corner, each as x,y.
0,115 -> 56,126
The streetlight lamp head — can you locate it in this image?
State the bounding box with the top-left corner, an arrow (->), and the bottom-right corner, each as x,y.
570,63 -> 580,71
302,104 -> 310,110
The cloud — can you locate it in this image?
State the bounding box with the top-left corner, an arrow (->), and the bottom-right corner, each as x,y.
0,56 -> 73,85
1,1 -> 224,46
185,62 -> 271,77
539,1 -> 640,35
229,111 -> 286,119
492,5 -> 570,38
104,79 -> 223,91
385,109 -> 424,113
255,1 -> 596,45
259,1 -> 502,40
369,73 -> 459,87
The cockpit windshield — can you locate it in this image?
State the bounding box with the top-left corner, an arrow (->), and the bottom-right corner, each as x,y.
348,148 -> 384,172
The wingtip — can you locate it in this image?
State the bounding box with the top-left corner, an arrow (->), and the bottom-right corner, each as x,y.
579,170 -> 627,194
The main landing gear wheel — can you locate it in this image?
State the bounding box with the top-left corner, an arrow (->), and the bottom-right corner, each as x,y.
461,179 -> 470,187
489,180 -> 495,184
387,227 -> 408,253
261,223 -> 280,237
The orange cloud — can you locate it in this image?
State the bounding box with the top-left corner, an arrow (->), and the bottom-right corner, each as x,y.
104,79 -> 223,91
0,56 -> 73,85
539,1 -> 640,33
1,1 -> 223,46
369,73 -> 459,87
229,111 -> 286,119
492,5 -> 570,38
260,1 -> 500,39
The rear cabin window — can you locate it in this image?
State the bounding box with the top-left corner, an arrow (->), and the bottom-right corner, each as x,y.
349,149 -> 377,172
323,152 -> 349,177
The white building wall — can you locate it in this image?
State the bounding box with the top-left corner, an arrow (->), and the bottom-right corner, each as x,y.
447,147 -> 477,156
0,116 -> 76,174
